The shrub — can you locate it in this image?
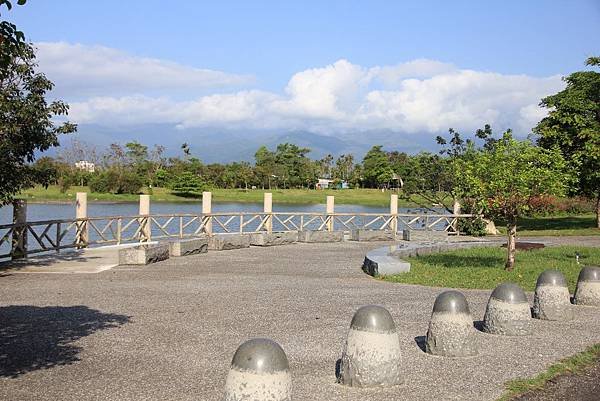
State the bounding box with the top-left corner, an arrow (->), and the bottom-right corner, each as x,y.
457,216 -> 487,236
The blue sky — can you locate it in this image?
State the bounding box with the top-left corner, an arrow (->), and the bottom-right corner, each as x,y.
5,0 -> 600,158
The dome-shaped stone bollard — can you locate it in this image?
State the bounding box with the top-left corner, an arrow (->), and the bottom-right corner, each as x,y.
483,283 -> 532,336
574,266 -> 600,307
532,270 -> 574,321
224,338 -> 292,401
426,290 -> 478,357
338,305 -> 403,387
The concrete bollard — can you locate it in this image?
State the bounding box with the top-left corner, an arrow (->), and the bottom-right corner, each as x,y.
574,266 -> 600,307
483,283 -> 532,336
224,338 -> 292,401
532,270 -> 574,321
426,291 -> 477,357
338,305 -> 402,387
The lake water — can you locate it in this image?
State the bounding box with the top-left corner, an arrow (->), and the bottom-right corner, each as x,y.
0,201 -> 435,225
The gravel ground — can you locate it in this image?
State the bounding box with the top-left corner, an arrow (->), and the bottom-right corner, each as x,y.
0,240 -> 599,401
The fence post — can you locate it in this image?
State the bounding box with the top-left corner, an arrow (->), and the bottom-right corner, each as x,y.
202,191 -> 212,236
264,192 -> 273,233
76,192 -> 88,248
139,194 -> 151,242
11,199 -> 27,259
390,194 -> 398,236
326,196 -> 335,231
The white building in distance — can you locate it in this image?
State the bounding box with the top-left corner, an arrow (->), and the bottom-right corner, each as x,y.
74,160 -> 95,173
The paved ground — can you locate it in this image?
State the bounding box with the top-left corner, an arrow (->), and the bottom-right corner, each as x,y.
0,238 -> 599,401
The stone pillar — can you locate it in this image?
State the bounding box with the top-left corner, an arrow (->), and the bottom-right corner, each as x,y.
139,194 -> 151,242
202,191 -> 212,236
326,196 -> 335,232
390,194 -> 398,235
264,192 -> 273,234
11,200 -> 27,259
75,192 -> 88,247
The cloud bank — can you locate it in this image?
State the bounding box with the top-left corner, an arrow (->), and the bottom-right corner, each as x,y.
38,42 -> 564,136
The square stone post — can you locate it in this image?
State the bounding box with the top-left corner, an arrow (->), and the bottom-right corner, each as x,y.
202,191 -> 212,236
390,194 -> 398,236
264,192 -> 273,233
139,194 -> 151,242
11,199 -> 27,259
326,196 -> 335,232
75,192 -> 88,247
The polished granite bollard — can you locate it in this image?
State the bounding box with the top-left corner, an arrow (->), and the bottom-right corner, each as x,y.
483,283 -> 532,336
338,305 -> 403,387
532,270 -> 573,321
574,266 -> 600,307
426,291 -> 478,357
224,338 -> 292,401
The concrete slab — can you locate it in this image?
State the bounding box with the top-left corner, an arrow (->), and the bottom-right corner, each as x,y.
249,231 -> 298,246
118,243 -> 170,266
350,229 -> 395,241
403,230 -> 449,241
165,237 -> 208,257
298,230 -> 344,243
208,233 -> 251,250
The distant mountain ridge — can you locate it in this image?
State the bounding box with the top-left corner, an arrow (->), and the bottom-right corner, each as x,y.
60,124 -> 440,163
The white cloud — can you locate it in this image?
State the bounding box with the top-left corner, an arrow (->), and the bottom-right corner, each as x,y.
36,42 -> 253,97
45,44 -> 563,136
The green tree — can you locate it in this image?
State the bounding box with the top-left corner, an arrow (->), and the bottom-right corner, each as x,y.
0,0 -> 77,204
254,145 -> 277,189
534,56 -> 600,228
362,145 -> 394,188
454,132 -> 570,270
169,171 -> 206,196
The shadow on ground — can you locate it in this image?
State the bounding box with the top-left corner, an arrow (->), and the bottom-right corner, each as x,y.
412,254 -> 504,269
0,305 -> 130,377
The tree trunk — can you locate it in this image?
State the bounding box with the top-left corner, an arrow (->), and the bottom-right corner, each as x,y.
505,222 -> 517,271
596,195 -> 600,229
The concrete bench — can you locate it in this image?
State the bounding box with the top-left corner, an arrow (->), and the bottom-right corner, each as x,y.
208,233 -> 251,251
298,230 -> 344,243
118,243 -> 170,265
402,230 -> 449,241
249,231 -> 298,246
363,246 -> 411,276
350,229 -> 395,242
164,237 -> 208,257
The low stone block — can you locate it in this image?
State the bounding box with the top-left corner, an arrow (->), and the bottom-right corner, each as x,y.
298,230 -> 344,243
403,230 -> 448,241
118,243 -> 170,265
350,229 -> 395,242
249,231 -> 298,246
166,237 -> 208,257
208,234 -> 251,251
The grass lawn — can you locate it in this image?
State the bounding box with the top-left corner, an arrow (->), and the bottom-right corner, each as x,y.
18,185 -> 431,207
496,214 -> 600,236
381,245 -> 600,292
498,343 -> 600,401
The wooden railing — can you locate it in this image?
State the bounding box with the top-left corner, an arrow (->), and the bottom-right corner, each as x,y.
0,211 -> 474,260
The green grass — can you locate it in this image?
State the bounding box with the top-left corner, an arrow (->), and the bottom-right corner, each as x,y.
18,185 -> 429,207
496,214 -> 600,236
382,246 -> 600,291
498,344 -> 600,401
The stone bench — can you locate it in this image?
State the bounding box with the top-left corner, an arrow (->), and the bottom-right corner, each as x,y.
164,237 -> 208,257
298,230 -> 344,243
208,233 -> 251,251
363,246 -> 411,276
118,243 -> 170,265
402,230 -> 448,241
249,231 -> 298,246
350,229 -> 395,242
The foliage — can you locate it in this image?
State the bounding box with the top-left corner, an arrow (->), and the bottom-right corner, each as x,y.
457,216 -> 487,237
361,145 -> 394,188
0,0 -> 77,205
534,56 -> 600,228
169,171 -> 206,195
453,131 -> 571,269
381,245 -> 600,291
88,169 -> 142,194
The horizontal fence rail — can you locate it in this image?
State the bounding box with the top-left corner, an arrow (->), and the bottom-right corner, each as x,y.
0,211 -> 475,260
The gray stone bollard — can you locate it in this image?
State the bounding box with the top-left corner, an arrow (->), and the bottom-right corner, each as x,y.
338,305 -> 403,387
574,266 -> 600,307
224,338 -> 292,401
483,283 -> 532,336
426,291 -> 477,357
532,270 -> 574,321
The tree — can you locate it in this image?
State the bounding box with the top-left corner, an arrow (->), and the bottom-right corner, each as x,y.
534,56 -> 600,228
0,0 -> 77,204
454,132 -> 570,270
169,171 -> 206,196
362,145 -> 394,188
